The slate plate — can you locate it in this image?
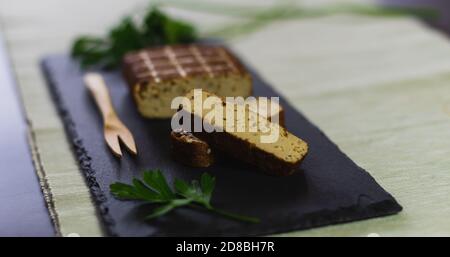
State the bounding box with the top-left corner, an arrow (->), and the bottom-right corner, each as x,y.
41,53 -> 402,236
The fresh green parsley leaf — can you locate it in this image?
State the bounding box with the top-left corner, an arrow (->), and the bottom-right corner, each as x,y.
200,172 -> 215,203
142,169 -> 175,200
145,198 -> 192,220
174,173 -> 215,207
110,170 -> 259,223
109,182 -> 144,200
71,7 -> 197,69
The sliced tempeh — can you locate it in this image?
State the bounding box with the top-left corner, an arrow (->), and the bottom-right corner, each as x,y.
170,128 -> 214,168
123,44 -> 252,118
170,98 -> 285,168
177,90 -> 308,176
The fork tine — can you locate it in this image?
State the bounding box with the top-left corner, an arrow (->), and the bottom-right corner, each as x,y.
105,132 -> 123,157
118,127 -> 137,155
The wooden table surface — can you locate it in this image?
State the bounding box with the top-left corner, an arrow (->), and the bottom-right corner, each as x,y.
1,0 -> 450,236
0,33 -> 53,236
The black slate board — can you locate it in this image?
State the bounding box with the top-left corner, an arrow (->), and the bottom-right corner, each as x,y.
41,53 -> 402,236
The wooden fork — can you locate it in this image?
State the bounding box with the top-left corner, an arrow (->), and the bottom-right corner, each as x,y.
84,72 -> 137,157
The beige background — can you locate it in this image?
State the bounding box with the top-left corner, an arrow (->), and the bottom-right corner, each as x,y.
1,0 -> 450,236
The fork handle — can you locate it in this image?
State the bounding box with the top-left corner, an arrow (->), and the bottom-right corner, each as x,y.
84,73 -> 116,122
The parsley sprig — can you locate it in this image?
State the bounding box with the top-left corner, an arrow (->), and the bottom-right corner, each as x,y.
110,170 -> 260,223
71,7 -> 197,68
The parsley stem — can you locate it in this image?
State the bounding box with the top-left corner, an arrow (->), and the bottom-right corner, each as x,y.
189,204 -> 260,223
209,207 -> 260,224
